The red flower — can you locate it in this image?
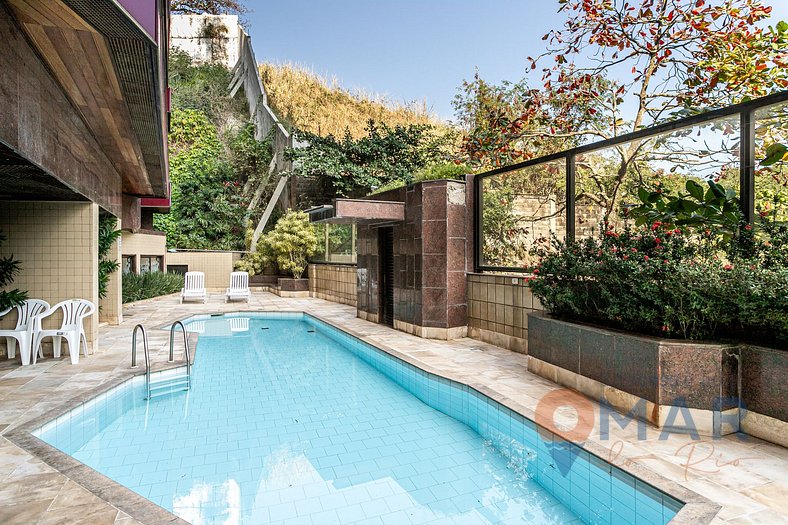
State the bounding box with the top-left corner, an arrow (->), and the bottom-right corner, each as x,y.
533,268 -> 540,275
724,264 -> 733,270
631,248 -> 638,253
644,255 -> 650,261
654,238 -> 662,244
744,224 -> 752,231
661,325 -> 669,332
651,221 -> 662,231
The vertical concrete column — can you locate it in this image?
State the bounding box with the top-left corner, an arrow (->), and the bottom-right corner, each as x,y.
99,218 -> 122,325
0,201 -> 100,355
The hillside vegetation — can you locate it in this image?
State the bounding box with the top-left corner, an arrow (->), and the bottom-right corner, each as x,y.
259,63 -> 445,138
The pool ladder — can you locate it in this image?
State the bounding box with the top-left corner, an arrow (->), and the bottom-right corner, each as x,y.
132,322 -> 192,399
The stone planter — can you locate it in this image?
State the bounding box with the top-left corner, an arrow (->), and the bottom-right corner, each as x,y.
249,274 -> 278,286
277,277 -> 309,292
527,312 -> 740,437
740,345 -> 788,447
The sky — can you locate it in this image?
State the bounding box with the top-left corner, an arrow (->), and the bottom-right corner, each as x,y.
244,1 -> 788,124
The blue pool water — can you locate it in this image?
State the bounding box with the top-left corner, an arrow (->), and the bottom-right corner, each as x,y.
37,313 -> 682,524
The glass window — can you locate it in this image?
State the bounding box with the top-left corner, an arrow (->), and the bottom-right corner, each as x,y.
122,255 -> 135,274
140,255 -> 163,273
311,224 -> 357,264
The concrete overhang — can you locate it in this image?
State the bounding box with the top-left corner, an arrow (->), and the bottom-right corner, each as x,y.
307,199 -> 405,225
6,0 -> 169,199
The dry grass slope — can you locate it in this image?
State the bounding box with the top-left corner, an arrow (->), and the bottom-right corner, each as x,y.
259,62 -> 446,138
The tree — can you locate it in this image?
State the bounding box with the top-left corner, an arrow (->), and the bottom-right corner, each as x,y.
458,0 -> 788,220
170,0 -> 247,15
0,231 -> 26,311
261,211 -> 318,279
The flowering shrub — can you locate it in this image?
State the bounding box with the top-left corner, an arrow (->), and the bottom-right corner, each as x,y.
528,220 -> 788,344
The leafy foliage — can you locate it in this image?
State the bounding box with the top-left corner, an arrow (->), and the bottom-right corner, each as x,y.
0,231 -> 26,311
629,180 -> 743,243
155,51 -> 273,250
122,272 -> 185,304
529,213 -> 788,344
234,237 -> 278,276
98,216 -> 122,300
369,162 -> 470,195
287,122 -> 457,198
259,211 -> 318,279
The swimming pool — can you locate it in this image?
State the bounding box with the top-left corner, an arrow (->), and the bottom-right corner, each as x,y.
36,312 -> 682,524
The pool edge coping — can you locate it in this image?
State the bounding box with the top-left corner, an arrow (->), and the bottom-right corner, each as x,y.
5,309 -> 720,525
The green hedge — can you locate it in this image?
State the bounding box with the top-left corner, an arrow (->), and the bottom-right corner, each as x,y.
528,223 -> 788,345
122,272 -> 184,304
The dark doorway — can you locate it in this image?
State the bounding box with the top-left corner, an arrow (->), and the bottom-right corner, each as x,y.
378,227 -> 394,327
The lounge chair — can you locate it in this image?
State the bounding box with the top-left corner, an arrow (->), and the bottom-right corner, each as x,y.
0,299 -> 49,365
181,272 -> 207,303
225,271 -> 250,303
31,299 -> 95,365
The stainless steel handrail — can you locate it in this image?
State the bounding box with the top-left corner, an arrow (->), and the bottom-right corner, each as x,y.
169,321 -> 191,389
131,324 -> 151,398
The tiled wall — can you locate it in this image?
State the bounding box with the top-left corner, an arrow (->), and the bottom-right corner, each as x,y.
466,273 -> 544,353
120,230 -> 167,274
165,251 -> 242,289
309,263 -> 357,307
0,201 -> 99,350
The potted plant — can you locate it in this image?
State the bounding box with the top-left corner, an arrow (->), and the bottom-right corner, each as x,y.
263,210 -> 318,292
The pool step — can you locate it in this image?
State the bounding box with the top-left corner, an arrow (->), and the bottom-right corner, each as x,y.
148,376 -> 190,398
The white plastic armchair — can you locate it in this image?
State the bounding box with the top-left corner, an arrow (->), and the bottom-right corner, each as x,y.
181,272 -> 207,303
0,299 -> 49,365
31,299 -> 95,365
225,271 -> 250,303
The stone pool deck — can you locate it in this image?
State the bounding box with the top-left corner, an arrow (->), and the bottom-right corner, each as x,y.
0,292 -> 785,524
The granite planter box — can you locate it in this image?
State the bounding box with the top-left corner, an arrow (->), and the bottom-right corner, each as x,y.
249,274 -> 279,286
277,277 -> 309,292
527,312 -> 740,437
739,345 -> 788,447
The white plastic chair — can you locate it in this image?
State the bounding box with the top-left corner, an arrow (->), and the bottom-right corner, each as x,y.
0,300 -> 49,365
181,272 -> 207,303
225,271 -> 250,302
31,299 -> 95,365
229,317 -> 249,332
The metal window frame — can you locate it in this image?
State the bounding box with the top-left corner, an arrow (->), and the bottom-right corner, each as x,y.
474,91 -> 788,273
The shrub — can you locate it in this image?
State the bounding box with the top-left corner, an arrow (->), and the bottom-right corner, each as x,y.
122,272 -> 185,304
369,162 -> 470,195
260,210 -> 318,279
98,216 -> 122,300
234,238 -> 277,277
528,221 -> 788,344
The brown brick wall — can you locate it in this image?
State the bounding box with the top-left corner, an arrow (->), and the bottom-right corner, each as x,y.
309,264 -> 357,307
467,273 -> 544,353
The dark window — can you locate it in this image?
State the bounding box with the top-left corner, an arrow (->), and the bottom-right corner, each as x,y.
167,264 -> 188,276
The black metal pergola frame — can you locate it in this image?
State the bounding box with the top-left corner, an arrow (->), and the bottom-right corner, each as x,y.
473,91 -> 788,274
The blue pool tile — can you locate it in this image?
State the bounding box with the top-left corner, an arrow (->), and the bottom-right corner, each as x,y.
37,314 -> 682,525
